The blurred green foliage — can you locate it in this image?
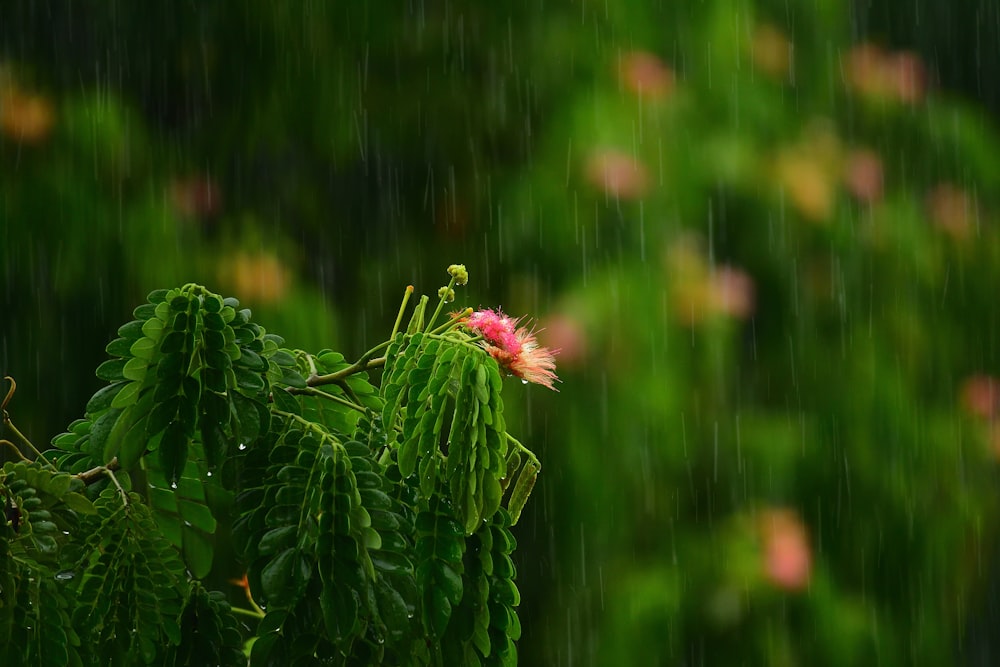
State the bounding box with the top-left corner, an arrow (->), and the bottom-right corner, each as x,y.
4,0 -> 1000,664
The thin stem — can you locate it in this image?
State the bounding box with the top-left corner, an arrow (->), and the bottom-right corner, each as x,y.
505,433 -> 541,471
231,605 -> 266,619
427,307 -> 472,336
1,377 -> 15,412
356,339 -> 392,366
425,332 -> 484,353
390,285 -> 415,340
303,350 -> 319,378
0,439 -> 30,462
273,409 -> 346,438
1,376 -> 54,468
377,447 -> 393,467
307,356 -> 386,387
287,386 -> 366,414
103,466 -> 129,506
3,415 -> 53,468
424,276 -> 457,334
77,458 -> 119,485
336,380 -> 361,407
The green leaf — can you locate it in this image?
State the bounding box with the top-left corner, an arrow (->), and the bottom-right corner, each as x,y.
62,492 -> 97,515
179,498 -> 217,534
233,367 -> 266,392
507,461 -> 537,526
118,319 -> 145,340
375,581 -> 412,642
271,387 -> 301,415
203,329 -> 225,351
129,336 -> 158,360
182,524 -> 214,579
231,392 -> 261,443
119,415 -> 151,468
147,397 -> 180,438
270,349 -> 296,367
86,381 -> 128,415
491,579 -> 520,607
398,435 -> 419,478
159,421 -> 189,485
279,366 -> 307,388
105,336 -> 133,358
147,288 -> 170,303
201,422 -> 228,470
235,348 -> 267,372
436,560 -> 464,605
95,358 -> 127,382
258,525 -> 298,556
426,585 -> 453,638
122,357 -> 149,382
88,407 -> 124,458
110,380 -> 142,409
203,294 -> 223,313
260,548 -> 305,605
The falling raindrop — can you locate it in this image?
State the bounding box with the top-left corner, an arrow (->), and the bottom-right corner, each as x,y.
170,481 -> 178,490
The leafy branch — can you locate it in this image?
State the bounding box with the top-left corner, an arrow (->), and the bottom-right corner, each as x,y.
0,264 -> 554,666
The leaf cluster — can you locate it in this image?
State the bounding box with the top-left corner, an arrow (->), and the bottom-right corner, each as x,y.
1,277 -> 542,665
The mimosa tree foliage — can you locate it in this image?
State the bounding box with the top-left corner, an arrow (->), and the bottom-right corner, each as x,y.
0,265 -> 547,666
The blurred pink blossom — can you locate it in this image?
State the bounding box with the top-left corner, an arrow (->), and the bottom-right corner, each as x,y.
843,149 -> 884,203
169,175 -> 222,220
618,51 -> 675,101
539,314 -> 587,367
711,266 -> 755,319
961,375 -> 1000,420
845,43 -> 926,104
585,149 -> 650,200
927,183 -> 976,240
759,508 -> 812,592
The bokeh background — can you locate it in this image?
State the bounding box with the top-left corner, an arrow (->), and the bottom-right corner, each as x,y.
5,1 -> 1000,664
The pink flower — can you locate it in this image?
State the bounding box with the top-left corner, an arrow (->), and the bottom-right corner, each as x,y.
618,51 -> 675,101
539,314 -> 587,367
961,375 -> 1000,420
466,309 -> 522,356
463,309 -> 560,390
585,149 -> 650,200
759,508 -> 812,592
843,148 -> 884,203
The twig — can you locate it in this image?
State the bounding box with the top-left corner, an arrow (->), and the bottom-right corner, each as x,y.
0,439 -> 30,462
103,466 -> 130,506
1,377 -> 54,468
76,458 -> 120,485
390,285 -> 414,340
505,433 -> 541,472
286,386 -> 367,414
307,356 -> 386,387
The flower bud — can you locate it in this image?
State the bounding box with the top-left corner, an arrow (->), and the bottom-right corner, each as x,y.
447,264 -> 469,285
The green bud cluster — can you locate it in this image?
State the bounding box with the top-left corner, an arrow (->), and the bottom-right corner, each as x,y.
447,264 -> 469,285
